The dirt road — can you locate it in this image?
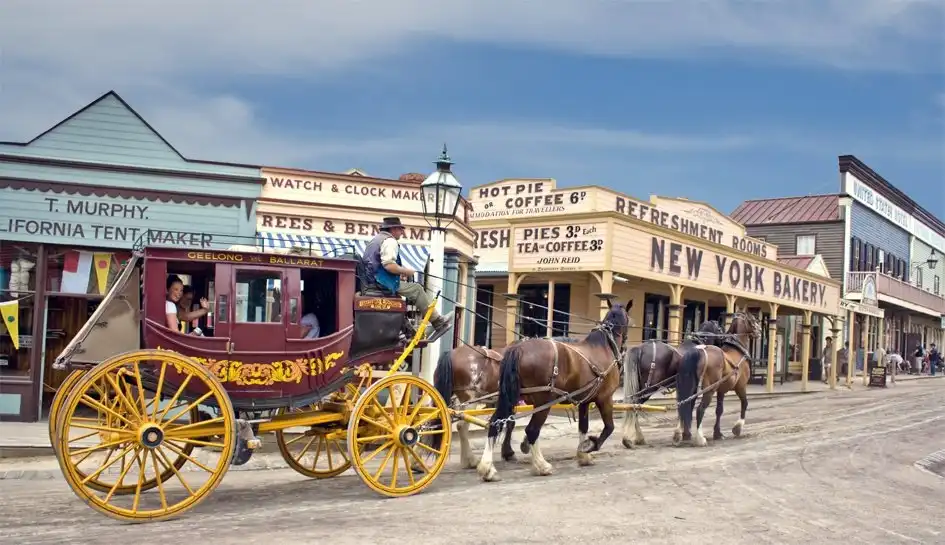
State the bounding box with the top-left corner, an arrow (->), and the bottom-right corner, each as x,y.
1,381 -> 943,544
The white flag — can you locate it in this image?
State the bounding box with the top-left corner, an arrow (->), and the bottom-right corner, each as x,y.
61,250 -> 93,293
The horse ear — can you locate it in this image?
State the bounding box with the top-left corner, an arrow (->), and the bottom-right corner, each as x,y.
626,299 -> 633,309
607,299 -> 613,309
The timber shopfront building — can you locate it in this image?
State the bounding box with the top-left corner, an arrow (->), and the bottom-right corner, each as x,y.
471,179 -> 842,392
0,91 -> 264,422
254,167 -> 478,361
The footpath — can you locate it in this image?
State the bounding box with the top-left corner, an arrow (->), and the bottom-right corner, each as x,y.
0,373 -> 939,480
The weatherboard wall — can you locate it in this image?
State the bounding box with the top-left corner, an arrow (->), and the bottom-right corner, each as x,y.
849,201 -> 911,276
742,221 -> 845,280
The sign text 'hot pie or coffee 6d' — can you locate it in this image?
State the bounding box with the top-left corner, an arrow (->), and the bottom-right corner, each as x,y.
472,181 -> 590,219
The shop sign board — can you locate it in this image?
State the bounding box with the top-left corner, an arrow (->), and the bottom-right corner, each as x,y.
610,223 -> 840,314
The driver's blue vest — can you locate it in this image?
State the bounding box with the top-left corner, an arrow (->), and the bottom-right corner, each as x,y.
362,231 -> 402,294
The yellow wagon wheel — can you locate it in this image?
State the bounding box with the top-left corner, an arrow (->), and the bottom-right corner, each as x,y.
49,369 -> 86,449
51,365 -> 199,496
55,349 -> 235,523
347,374 -> 451,498
275,406 -> 351,479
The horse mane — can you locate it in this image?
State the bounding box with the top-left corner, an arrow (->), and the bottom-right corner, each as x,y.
583,329 -> 611,348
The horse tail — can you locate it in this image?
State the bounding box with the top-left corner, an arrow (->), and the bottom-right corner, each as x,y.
429,349 -> 455,453
489,344 -> 522,436
676,347 -> 702,431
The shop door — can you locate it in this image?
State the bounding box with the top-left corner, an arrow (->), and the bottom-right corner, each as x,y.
473,285 -> 494,347
682,300 -> 705,335
518,283 -> 571,338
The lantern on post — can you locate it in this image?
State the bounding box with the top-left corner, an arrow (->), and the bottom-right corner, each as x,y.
418,144 -> 463,383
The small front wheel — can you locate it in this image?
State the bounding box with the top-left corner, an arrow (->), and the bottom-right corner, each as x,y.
347,374 -> 451,497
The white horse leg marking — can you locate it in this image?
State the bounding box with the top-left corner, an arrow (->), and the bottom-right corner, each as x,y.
530,438 -> 554,476
621,410 -> 635,449
477,436 -> 500,482
576,433 -> 594,466
632,413 -> 646,445
733,418 -> 745,437
458,421 -> 475,469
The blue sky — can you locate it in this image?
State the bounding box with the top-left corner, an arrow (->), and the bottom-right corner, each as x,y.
1,0 -> 943,216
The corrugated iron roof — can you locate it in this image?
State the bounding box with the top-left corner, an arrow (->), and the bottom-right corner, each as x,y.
730,194 -> 841,225
777,255 -> 815,271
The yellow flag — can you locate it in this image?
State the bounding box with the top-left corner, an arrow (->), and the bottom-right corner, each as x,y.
93,253 -> 112,295
0,300 -> 19,351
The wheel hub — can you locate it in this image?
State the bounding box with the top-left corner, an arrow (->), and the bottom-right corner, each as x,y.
138,424 -> 165,449
396,426 -> 419,447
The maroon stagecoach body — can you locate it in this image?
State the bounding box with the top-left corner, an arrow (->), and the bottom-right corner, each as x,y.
137,246 -> 413,411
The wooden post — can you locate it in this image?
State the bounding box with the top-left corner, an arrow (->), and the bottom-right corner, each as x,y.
723,294 -> 737,330
545,280 -> 555,338
846,309 -> 856,387
667,284 -> 684,345
830,320 -> 842,390
800,310 -> 812,393
766,303 -> 780,394
862,315 -> 871,386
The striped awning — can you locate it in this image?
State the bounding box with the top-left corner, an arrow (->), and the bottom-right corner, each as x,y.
257,232 -> 431,273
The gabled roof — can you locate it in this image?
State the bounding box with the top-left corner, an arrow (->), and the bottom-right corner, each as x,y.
778,255 -> 815,270
730,194 -> 841,226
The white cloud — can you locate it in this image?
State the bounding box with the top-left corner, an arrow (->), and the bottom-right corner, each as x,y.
0,0 -> 941,174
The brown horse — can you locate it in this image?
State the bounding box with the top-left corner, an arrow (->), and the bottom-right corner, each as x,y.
620,320 -> 724,448
674,312 -> 762,446
477,300 -> 630,482
430,344 -> 518,468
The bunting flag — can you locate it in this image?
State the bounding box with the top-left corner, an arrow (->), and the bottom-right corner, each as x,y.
0,299 -> 19,350
93,252 -> 113,295
61,250 -> 93,293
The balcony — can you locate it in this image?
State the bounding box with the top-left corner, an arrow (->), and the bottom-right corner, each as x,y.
847,271 -> 945,315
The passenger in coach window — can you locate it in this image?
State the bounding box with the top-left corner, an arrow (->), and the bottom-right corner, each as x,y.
165,275 -> 209,334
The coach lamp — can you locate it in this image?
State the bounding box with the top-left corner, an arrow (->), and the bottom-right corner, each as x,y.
911,249 -> 938,273
418,144 -> 463,384
420,144 -> 463,231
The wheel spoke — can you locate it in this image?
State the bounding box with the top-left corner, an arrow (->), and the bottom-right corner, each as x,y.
372,444 -> 396,481
151,361 -> 168,420
102,372 -> 141,422
361,439 -> 393,464
399,384 -> 413,422
156,374 -> 194,422
356,433 -> 390,444
369,395 -> 397,429
295,435 -> 317,464
69,436 -> 134,458
357,415 -> 392,433
131,360 -> 149,416
283,433 -> 309,446
78,394 -> 136,429
390,448 -> 399,488
166,416 -> 224,435
79,443 -> 135,485
405,445 -> 431,475
331,439 -> 350,463
406,392 -> 431,424
151,451 -> 168,511
156,446 -> 195,495
103,447 -> 141,503
131,449 -> 147,512
415,441 -> 442,456
400,448 -> 416,487
164,390 -> 214,425
163,440 -> 217,472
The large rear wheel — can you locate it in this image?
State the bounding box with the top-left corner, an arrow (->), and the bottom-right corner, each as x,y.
54,350 -> 235,523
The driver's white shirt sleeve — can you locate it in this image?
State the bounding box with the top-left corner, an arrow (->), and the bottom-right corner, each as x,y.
165,301 -> 177,315
380,238 -> 399,266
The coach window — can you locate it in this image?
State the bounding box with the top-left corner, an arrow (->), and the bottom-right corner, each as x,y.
235,271 -> 282,323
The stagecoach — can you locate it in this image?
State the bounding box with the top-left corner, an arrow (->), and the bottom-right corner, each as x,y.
48,234 -> 456,522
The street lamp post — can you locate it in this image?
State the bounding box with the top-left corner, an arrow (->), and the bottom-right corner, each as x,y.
419,144 -> 463,383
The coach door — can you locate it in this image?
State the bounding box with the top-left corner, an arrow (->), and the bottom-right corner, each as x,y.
214,264 -> 292,354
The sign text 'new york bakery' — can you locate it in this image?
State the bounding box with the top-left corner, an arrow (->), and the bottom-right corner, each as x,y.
649,236 -> 827,306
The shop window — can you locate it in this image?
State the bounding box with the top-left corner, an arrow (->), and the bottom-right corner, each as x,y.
0,242 -> 40,378
915,268 -> 923,289
859,242 -> 868,271
877,249 -> 885,273
935,276 -> 940,295
899,258 -> 907,282
235,271 -> 283,323
796,235 -> 816,256
473,285 -> 494,347
45,248 -> 130,295
850,237 -> 861,271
